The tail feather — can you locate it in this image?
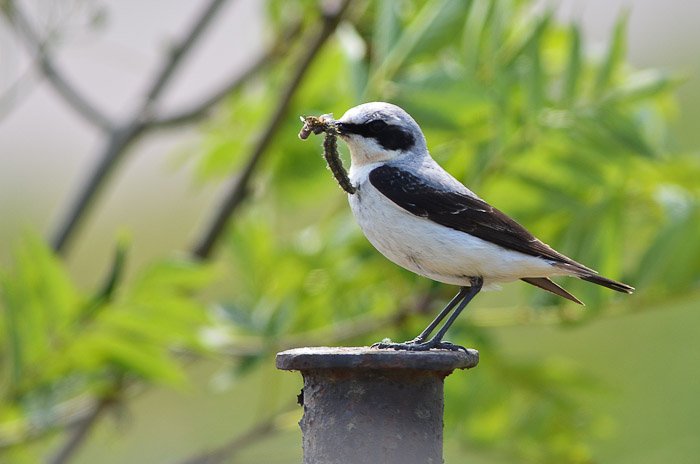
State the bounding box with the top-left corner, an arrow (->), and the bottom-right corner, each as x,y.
553,261 -> 635,295
580,274 -> 635,294
521,277 -> 583,305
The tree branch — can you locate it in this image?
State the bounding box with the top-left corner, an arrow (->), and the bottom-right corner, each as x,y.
49,0 -> 232,254
51,122 -> 145,253
0,65 -> 37,122
191,0 -> 353,259
176,405 -> 293,464
2,0 -> 114,131
46,397 -> 113,464
140,0 -> 230,109
151,21 -> 303,129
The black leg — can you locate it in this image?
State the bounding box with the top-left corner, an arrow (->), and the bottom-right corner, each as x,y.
425,276 -> 482,347
373,277 -> 483,352
411,287 -> 470,343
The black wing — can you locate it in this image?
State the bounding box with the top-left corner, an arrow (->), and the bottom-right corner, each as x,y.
368,165 -> 586,269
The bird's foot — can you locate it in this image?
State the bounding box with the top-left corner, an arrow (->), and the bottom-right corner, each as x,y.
371,338 -> 467,352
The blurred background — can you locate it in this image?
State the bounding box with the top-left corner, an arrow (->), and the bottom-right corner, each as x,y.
1,0 -> 699,463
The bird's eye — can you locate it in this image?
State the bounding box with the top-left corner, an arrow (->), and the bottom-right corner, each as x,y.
366,119 -> 387,133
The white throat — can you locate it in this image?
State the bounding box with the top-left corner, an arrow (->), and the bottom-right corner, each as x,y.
343,136 -> 400,168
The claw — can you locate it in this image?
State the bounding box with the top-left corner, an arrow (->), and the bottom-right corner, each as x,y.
433,341 -> 468,353
371,339 -> 467,352
371,338 -> 393,349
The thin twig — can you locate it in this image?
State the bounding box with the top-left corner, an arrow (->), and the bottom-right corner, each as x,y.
176,404 -> 294,464
0,395 -> 95,449
191,0 -> 353,259
49,0 -> 232,254
47,396 -> 113,464
50,122 -> 145,252
3,0 -> 114,131
141,0 -> 230,108
152,21 -> 303,129
0,64 -> 37,122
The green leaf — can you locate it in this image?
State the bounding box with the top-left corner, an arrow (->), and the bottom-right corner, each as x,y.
560,24 -> 582,106
500,10 -> 552,70
367,0 -> 472,95
86,333 -> 185,385
79,238 -> 129,322
596,107 -> 658,157
602,69 -> 685,105
461,0 -> 496,74
372,0 -> 401,63
0,234 -> 82,390
131,257 -> 216,296
337,23 -> 369,101
593,12 -> 628,97
524,23 -> 545,113
634,198 -> 700,293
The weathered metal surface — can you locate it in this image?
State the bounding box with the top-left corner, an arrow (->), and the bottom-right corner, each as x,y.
276,346 -> 478,464
276,346 -> 479,371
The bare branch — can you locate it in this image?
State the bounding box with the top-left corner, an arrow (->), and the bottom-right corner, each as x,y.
191,0 -> 353,259
176,405 -> 293,464
2,0 -> 114,131
141,0 -> 231,108
0,395 -> 96,449
50,0 -> 233,254
51,122 -> 145,253
0,65 -> 37,122
47,396 -> 113,464
152,21 -> 303,129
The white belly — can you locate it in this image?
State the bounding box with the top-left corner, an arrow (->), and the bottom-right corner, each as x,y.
348,184 -> 561,287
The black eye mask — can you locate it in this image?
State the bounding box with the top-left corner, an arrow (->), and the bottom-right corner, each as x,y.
337,120 -> 415,151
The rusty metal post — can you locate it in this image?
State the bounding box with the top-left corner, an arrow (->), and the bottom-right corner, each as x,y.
276,346 -> 478,464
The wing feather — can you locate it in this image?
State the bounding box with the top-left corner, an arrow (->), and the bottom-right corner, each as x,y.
368,165 -> 588,270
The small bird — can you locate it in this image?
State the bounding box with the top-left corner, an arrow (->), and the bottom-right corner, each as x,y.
330,102 -> 633,351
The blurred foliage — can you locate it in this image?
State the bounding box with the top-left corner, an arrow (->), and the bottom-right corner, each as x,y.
199,0 -> 698,462
0,233 -> 213,450
1,0 -> 699,463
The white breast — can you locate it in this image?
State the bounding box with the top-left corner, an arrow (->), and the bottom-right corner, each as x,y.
347,177 -> 562,287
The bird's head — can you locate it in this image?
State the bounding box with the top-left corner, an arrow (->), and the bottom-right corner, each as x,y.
335,102 -> 427,167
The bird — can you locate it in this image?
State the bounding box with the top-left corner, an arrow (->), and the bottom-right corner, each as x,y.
328,102 -> 634,351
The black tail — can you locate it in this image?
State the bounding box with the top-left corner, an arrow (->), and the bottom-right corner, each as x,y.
580,274 -> 635,294
521,277 -> 583,305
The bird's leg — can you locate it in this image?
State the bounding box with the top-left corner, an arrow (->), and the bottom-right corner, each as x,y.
373,277 -> 483,352
423,276 -> 482,350
409,287 -> 470,344
371,287 -> 468,350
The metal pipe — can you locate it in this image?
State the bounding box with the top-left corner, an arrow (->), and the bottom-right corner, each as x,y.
276,346 -> 478,464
